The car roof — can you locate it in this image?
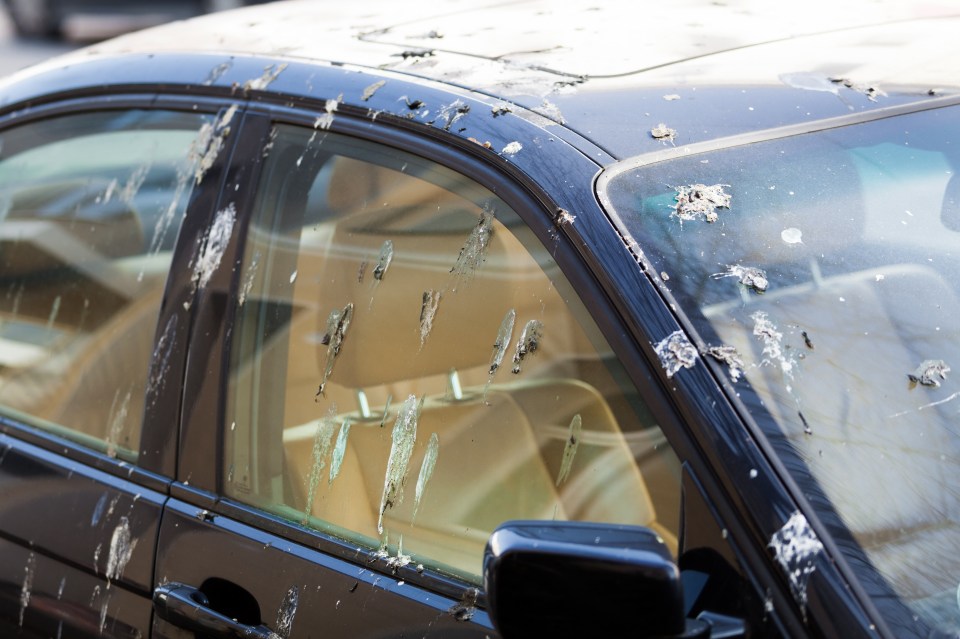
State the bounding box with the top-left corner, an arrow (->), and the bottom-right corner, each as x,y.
6,0 -> 960,159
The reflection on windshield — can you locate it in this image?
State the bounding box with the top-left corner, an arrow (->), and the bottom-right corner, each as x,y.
604,106 -> 960,634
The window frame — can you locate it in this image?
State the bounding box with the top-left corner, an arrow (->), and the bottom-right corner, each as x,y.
174,95 -> 705,603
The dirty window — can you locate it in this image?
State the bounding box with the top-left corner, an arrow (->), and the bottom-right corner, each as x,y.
0,109 -> 212,460
224,125 -> 681,584
603,106 -> 960,633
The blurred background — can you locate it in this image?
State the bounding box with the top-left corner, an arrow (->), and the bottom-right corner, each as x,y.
0,1 -> 270,77
0,4 -> 74,76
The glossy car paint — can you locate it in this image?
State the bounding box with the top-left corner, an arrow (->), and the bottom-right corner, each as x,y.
0,434 -> 164,637
0,54 -> 835,637
1,1 -> 957,636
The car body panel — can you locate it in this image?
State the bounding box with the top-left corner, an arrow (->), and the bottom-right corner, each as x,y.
0,433 -> 163,637
12,0 -> 957,157
154,499 -> 494,638
0,538 -> 150,638
162,70 -> 876,634
0,1 -> 955,636
0,50 -> 875,639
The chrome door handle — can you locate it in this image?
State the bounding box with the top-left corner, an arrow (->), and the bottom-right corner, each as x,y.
153,582 -> 276,639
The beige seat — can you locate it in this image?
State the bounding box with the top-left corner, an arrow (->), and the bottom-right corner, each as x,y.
0,200 -> 158,457
279,156 -> 668,578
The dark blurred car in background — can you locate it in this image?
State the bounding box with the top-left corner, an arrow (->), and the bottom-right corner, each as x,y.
1,0 -> 267,40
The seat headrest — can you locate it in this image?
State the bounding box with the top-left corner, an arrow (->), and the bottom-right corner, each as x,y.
301,157 -> 574,391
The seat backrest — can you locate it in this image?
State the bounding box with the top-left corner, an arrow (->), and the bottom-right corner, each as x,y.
274,155 -> 666,577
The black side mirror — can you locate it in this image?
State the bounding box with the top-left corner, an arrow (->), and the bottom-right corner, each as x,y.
484,521 -> 710,639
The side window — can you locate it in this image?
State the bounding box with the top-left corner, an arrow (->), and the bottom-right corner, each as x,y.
0,109 -> 211,460
225,125 -> 682,582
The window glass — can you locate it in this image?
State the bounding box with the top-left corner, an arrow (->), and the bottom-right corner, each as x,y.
225,125 -> 681,583
602,106 -> 960,632
0,109 -> 212,460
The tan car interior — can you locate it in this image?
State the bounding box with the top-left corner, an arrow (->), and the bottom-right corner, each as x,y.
234,148 -> 680,579
0,189 -> 164,458
0,116 -> 204,461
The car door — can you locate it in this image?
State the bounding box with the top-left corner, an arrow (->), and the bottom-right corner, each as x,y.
151,92 -> 691,638
0,97 -> 239,638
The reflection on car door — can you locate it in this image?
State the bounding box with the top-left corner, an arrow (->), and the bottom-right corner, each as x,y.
0,104 -> 235,637
0,439 -> 165,638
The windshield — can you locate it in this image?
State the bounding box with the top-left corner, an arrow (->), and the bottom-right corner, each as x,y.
601,105 -> 960,634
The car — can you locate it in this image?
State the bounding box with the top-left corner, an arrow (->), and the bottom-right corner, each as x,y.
1,0 -> 266,40
1,0 -> 959,637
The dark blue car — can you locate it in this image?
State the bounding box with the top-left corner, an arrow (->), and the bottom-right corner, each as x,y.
1,1 -> 959,637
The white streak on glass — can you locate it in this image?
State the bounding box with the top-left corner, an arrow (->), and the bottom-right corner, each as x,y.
373,240 -> 394,281
511,319 -> 544,374
328,421 -> 351,485
303,407 -> 337,524
46,295 -> 61,331
238,249 -> 261,307
488,309 -> 516,377
450,208 -> 494,287
751,311 -> 795,382
413,433 -> 439,519
105,388 -> 132,458
378,395 -> 420,533
556,414 -> 582,486
120,162 -> 151,206
419,290 -> 441,349
317,304 -> 353,396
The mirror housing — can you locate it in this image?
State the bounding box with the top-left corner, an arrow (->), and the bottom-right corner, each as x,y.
484,521 -> 709,638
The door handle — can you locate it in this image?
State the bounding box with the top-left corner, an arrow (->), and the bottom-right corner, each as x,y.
153,582 -> 276,639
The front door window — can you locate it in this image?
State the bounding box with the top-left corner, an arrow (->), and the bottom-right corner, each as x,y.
225,124 -> 682,582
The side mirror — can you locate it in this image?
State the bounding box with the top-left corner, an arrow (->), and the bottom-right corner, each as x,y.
484,521 -> 710,639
